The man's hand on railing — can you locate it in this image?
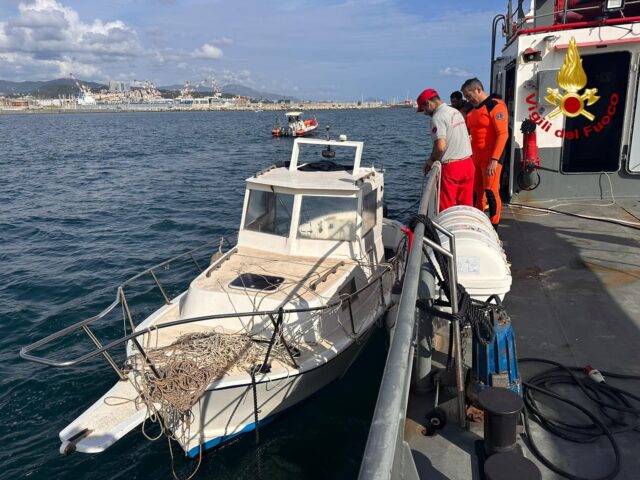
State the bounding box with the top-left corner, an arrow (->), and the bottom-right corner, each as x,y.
422,159 -> 434,176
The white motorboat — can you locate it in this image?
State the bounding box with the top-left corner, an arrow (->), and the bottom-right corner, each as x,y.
21,137 -> 406,462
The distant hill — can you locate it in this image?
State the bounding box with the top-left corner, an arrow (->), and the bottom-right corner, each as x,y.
158,82 -> 298,102
0,80 -> 45,95
158,84 -> 185,92
0,78 -> 107,97
1,77 -> 297,101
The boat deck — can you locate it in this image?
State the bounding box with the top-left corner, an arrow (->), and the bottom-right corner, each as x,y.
406,199 -> 640,479
196,247 -> 356,302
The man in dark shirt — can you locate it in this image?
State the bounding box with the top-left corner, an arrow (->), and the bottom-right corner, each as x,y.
450,91 -> 472,116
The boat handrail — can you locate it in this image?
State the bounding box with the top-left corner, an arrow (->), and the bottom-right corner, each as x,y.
18,237 -> 232,378
19,246 -> 393,378
290,138 -> 364,173
505,0 -> 640,41
358,162 -> 442,480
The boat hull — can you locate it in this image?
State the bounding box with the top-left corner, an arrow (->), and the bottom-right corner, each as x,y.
182,315 -> 380,457
271,122 -> 318,137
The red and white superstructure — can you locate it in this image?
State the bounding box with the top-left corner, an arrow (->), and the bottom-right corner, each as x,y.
492,1 -> 640,202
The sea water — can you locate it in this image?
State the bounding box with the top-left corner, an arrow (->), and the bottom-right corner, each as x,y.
0,108 -> 430,480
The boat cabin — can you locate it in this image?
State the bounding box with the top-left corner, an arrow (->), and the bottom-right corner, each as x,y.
492,0 -> 640,202
238,138 -> 385,262
285,111 -> 305,131
177,138 -> 391,342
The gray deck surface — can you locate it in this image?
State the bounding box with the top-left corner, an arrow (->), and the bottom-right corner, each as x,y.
406,200 -> 640,479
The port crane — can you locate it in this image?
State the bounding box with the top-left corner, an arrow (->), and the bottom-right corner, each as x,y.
179,80 -> 196,100
211,78 -> 223,98
69,73 -> 96,106
69,73 -> 91,95
132,79 -> 162,101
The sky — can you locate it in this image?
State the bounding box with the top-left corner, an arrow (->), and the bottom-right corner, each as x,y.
0,0 -> 510,101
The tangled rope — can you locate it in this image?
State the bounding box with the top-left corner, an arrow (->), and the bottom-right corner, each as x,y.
129,332 -> 290,426
122,331 -> 292,479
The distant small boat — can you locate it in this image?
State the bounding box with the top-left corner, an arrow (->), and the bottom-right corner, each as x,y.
400,91 -> 414,108
272,111 -> 318,137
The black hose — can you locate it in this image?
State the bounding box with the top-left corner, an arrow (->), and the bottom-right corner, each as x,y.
519,358 -> 640,480
516,170 -> 541,191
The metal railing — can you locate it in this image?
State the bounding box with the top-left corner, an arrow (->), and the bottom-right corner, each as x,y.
20,240 -> 394,380
421,229 -> 466,429
358,162 -> 442,480
505,0 -> 640,40
19,237 -> 231,377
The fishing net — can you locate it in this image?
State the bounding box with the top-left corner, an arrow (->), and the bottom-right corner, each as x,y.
119,331 -> 292,480
128,332 -> 290,429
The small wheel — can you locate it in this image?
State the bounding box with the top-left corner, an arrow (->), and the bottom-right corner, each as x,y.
425,408 -> 447,431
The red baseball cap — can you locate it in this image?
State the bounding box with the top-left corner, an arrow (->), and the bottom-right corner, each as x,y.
416,88 -> 439,112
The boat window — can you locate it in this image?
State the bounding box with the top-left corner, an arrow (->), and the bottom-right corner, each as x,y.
362,190 -> 377,235
297,196 -> 357,241
229,273 -> 285,291
561,51 -> 630,173
244,190 -> 294,237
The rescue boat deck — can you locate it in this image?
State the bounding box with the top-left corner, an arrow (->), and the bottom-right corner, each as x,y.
405,199 -> 640,479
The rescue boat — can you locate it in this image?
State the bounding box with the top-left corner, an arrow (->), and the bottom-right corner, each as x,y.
360,1 -> 640,479
271,111 -> 319,137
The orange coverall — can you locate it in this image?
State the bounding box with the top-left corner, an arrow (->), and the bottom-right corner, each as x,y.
465,97 -> 509,226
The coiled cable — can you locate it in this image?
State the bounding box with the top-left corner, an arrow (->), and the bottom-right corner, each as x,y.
520,358 -> 640,480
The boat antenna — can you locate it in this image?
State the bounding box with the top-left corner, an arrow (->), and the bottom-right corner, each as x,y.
322,125 -> 336,159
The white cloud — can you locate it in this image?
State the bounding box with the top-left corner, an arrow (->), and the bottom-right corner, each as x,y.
212,36 -> 233,46
4,0 -> 140,56
222,68 -> 252,85
193,43 -> 223,60
56,58 -> 102,78
439,67 -> 472,77
0,0 -> 142,80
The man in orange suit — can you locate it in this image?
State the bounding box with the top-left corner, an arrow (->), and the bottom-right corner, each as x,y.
461,78 -> 509,230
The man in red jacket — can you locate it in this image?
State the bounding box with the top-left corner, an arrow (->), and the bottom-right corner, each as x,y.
461,78 -> 509,229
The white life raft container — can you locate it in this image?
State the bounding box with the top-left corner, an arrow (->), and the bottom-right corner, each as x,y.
430,206 -> 511,300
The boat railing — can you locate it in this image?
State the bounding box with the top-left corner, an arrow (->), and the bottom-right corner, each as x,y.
504,0 -> 640,41
358,162 -> 444,480
19,237 -> 232,379
19,240 -> 394,381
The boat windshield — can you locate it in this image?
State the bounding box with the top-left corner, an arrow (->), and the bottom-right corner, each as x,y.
297,195 -> 357,241
244,190 -> 294,237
